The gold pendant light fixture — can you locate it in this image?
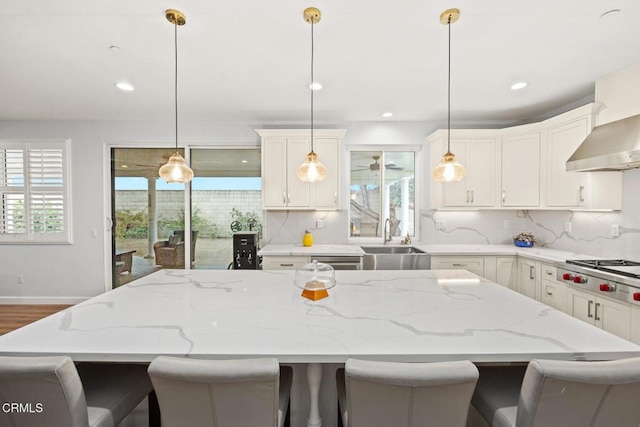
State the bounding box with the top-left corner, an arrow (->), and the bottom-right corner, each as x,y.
297,7 -> 328,183
159,9 -> 194,184
432,8 -> 466,183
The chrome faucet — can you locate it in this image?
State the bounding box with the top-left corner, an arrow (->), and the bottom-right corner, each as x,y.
383,218 -> 393,244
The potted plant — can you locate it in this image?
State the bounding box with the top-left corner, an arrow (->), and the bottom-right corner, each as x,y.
514,231 -> 536,248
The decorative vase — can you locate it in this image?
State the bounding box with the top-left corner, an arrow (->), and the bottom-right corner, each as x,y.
514,239 -> 534,248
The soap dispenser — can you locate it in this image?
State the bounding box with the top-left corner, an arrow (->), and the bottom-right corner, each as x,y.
303,230 -> 313,247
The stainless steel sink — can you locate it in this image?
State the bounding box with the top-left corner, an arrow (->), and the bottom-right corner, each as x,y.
361,246 -> 430,270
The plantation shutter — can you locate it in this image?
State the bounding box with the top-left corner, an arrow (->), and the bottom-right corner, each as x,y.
0,146 -> 26,236
0,140 -> 70,243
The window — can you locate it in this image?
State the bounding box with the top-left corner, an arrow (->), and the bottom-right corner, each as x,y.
0,140 -> 71,243
349,150 -> 417,239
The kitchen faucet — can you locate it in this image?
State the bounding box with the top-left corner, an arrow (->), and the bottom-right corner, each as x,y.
383,218 -> 392,244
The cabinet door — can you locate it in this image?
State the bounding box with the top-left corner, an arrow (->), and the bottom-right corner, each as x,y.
565,287 -> 594,325
517,258 -> 539,300
631,306 -> 640,345
467,139 -> 495,207
442,140 -> 470,207
262,137 -> 288,208
541,279 -> 566,312
286,138 -> 311,207
596,297 -> 631,340
501,132 -> 540,207
495,257 -> 517,290
546,118 -> 588,207
313,138 -> 339,209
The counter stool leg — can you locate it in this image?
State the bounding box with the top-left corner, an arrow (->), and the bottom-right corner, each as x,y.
148,390 -> 161,427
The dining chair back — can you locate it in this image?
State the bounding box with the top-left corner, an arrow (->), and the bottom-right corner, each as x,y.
337,358 -> 479,427
148,356 -> 292,427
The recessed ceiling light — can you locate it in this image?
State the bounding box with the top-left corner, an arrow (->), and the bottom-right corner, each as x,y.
115,82 -> 135,92
510,82 -> 528,90
309,82 -> 322,91
241,160 -> 248,164
381,112 -> 393,118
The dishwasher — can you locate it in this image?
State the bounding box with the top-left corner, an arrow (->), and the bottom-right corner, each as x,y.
311,256 -> 362,270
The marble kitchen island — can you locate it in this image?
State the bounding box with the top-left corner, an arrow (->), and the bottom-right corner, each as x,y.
1,269 -> 639,427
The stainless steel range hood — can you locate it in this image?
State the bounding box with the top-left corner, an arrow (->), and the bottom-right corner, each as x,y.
566,113 -> 640,172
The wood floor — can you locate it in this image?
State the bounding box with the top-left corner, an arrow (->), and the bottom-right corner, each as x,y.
0,304 -> 72,335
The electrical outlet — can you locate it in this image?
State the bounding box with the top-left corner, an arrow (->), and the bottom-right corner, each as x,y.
435,220 -> 447,230
611,224 -> 620,237
316,220 -> 324,229
503,220 -> 510,229
564,222 -> 572,233
17,275 -> 23,285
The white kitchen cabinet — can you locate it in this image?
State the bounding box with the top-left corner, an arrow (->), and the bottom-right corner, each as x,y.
484,256 -> 517,291
539,264 -> 566,312
501,131 -> 541,207
631,306 -> 640,345
261,256 -> 310,270
256,129 -> 346,210
430,256 -> 484,277
517,258 -> 540,300
428,134 -> 496,208
545,108 -> 622,210
565,287 -> 631,340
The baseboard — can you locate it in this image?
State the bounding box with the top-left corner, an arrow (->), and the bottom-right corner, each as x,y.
0,296 -> 90,305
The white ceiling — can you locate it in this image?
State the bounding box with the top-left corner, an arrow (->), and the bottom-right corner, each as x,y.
2,0 -> 640,123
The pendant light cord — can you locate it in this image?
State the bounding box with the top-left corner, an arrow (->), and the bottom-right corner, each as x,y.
310,20 -> 315,152
447,14 -> 451,154
174,20 -> 179,152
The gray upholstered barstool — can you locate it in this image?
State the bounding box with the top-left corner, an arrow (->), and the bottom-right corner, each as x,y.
0,355 -> 153,427
148,356 -> 292,427
471,357 -> 640,426
336,358 -> 479,427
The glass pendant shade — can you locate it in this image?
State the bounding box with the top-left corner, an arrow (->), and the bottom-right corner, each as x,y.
159,151 -> 194,183
432,151 -> 466,182
297,151 -> 327,183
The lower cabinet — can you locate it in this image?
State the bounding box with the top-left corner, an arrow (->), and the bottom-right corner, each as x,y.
539,264 -> 566,312
261,256 -> 310,270
517,258 -> 540,301
430,256 -> 484,277
565,287 -> 631,340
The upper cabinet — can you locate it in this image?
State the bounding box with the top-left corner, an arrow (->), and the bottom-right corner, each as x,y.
501,130 -> 541,207
428,131 -> 497,209
427,104 -> 622,211
256,129 -> 346,210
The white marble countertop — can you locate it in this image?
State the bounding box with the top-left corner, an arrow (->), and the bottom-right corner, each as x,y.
259,243 -> 596,264
258,244 -> 365,257
1,269 -> 637,363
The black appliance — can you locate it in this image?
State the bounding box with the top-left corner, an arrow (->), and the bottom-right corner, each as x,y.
555,259 -> 640,305
232,231 -> 259,269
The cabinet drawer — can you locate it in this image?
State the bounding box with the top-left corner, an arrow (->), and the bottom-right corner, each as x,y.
541,278 -> 566,312
431,256 -> 484,276
541,264 -> 557,281
261,256 -> 310,270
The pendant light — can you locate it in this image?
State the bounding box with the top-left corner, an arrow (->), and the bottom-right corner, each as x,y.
159,9 -> 194,184
297,7 -> 327,183
432,8 -> 466,183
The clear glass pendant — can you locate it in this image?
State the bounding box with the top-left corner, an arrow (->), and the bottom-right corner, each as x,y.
159,151 -> 194,183
432,151 -> 466,182
296,151 -> 327,183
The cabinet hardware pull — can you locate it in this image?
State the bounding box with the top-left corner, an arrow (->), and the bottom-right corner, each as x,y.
288,193 -> 291,203
466,190 -> 469,203
334,192 -> 338,204
280,263 -> 294,267
471,190 -> 474,203
588,300 -> 593,318
547,290 -> 553,296
452,263 -> 468,267
579,185 -> 585,203
502,190 -> 506,203
595,302 -> 601,321
546,271 -> 553,276
283,192 -> 286,203
529,266 -> 535,280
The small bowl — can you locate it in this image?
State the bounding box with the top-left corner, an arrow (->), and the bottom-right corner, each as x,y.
514,239 -> 534,248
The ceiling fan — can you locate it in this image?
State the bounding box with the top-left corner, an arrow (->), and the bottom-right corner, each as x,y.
352,155 -> 404,172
